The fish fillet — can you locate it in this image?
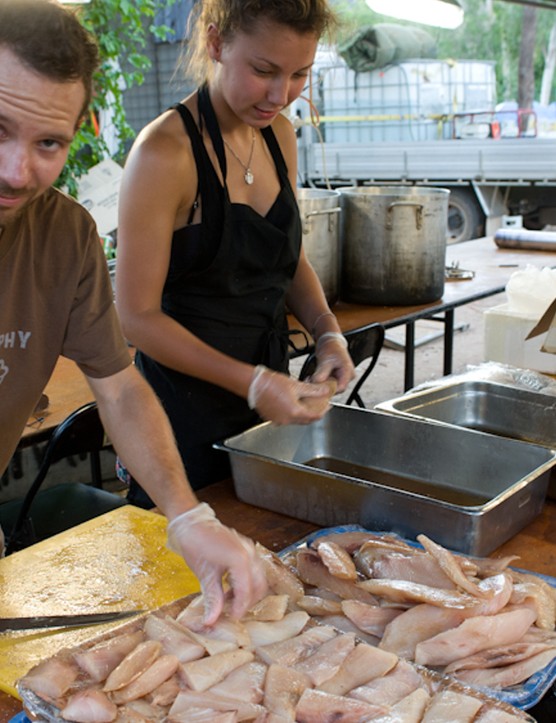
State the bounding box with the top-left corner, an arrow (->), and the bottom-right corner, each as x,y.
295,687 -> 388,722
421,689 -> 483,722
180,649 -> 254,692
319,642 -> 398,696
415,608 -> 537,667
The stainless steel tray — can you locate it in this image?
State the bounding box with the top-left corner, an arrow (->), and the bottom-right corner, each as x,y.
217,405 -> 556,557
376,380 -> 556,499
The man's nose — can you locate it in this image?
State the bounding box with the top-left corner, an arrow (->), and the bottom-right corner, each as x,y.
4,147 -> 32,189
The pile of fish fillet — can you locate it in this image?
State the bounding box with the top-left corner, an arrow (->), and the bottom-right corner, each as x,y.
18,530 -> 556,722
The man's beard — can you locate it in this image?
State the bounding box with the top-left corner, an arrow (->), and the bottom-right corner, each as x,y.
0,185 -> 35,225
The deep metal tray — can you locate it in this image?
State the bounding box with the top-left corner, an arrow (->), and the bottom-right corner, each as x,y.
376,380 -> 556,499
217,405 -> 556,557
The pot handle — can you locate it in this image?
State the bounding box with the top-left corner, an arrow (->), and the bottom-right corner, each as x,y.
386,202 -> 423,231
303,206 -> 341,234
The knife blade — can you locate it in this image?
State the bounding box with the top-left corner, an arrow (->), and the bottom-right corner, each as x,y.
0,610 -> 145,632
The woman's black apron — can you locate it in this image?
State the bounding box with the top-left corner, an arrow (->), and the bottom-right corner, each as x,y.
135,86 -> 302,491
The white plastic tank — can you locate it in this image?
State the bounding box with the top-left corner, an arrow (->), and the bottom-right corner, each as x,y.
303,46 -> 497,144
450,59 -> 497,113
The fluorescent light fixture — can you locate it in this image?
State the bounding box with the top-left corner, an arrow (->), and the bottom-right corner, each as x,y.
366,0 -> 464,29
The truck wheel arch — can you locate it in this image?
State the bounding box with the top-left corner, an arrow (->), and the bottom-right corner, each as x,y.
447,187 -> 485,244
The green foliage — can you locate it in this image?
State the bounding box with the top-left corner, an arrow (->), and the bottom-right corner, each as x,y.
57,0 -> 175,196
331,0 -> 383,43
330,0 -> 556,104
432,0 -> 554,102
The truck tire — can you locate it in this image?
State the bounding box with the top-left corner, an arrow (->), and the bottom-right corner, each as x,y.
447,188 -> 484,244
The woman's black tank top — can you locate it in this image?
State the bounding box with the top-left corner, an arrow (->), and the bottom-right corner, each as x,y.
134,86 -> 303,489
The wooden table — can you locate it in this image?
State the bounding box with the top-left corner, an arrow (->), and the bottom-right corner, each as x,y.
0,479 -> 554,720
19,349 -> 134,447
206,482 -> 556,723
196,479 -> 556,578
19,356 -> 95,447
21,236 -> 556,446
5,237 -> 555,720
290,235 -> 556,390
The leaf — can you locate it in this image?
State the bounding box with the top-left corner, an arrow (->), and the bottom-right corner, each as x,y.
56,0 -> 178,194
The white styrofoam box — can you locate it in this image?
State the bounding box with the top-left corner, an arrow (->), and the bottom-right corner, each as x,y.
484,303 -> 556,374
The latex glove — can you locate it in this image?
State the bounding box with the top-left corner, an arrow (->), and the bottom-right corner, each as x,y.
248,365 -> 334,424
311,332 -> 355,392
167,502 -> 267,625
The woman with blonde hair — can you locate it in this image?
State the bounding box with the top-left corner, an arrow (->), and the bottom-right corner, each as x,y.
116,0 -> 354,504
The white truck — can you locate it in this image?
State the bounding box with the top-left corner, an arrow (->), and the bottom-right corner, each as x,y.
293,49 -> 556,243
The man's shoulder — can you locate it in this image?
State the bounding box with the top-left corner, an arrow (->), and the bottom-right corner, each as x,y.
19,188 -> 101,266
38,186 -> 89,215
30,187 -> 97,236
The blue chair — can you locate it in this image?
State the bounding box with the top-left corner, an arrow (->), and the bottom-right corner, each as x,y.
0,402 -> 127,555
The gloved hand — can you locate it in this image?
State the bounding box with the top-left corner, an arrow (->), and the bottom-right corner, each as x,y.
311,332 -> 355,392
248,365 -> 334,424
167,502 -> 268,625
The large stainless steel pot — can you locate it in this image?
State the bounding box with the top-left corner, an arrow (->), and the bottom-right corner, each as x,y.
339,186 -> 450,305
297,188 -> 341,304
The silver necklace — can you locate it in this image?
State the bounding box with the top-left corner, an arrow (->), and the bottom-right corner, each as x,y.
222,128 -> 256,185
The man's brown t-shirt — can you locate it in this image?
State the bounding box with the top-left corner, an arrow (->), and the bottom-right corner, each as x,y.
0,187 -> 131,475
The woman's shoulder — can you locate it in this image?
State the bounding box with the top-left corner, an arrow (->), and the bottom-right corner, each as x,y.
270,110 -> 295,139
269,112 -> 296,153
124,100 -> 199,183
134,108 -> 191,158
267,111 -> 298,172
133,92 -> 198,151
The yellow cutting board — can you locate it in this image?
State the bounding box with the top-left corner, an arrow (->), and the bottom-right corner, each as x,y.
0,506 -> 200,699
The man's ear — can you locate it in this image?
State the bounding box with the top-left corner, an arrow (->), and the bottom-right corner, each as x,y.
207,23 -> 222,61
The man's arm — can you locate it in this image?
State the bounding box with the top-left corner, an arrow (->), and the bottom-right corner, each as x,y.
86,364 -> 267,623
87,364 -> 197,519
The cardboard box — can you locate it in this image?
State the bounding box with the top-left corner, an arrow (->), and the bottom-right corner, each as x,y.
527,296 -> 556,354
77,158 -> 123,237
484,303 -> 556,374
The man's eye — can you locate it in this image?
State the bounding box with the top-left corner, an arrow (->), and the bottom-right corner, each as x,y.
40,139 -> 61,150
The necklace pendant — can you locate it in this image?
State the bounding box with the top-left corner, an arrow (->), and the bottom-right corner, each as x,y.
244,169 -> 254,185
